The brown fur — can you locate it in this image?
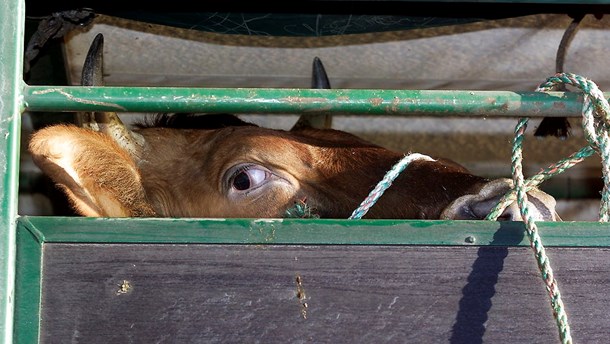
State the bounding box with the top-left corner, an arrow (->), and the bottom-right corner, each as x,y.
28,33 -> 558,220
29,115 -> 516,219
29,125 -> 156,217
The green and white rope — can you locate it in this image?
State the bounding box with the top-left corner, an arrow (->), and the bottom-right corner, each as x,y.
349,153 -> 435,219
511,117 -> 572,344
488,72 -> 610,344
486,145 -> 595,221
487,73 -> 610,222
539,73 -> 610,221
284,153 -> 435,219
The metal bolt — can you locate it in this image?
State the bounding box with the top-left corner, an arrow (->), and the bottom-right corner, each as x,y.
465,236 -> 476,244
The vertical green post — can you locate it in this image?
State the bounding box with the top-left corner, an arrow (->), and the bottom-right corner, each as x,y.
0,0 -> 24,342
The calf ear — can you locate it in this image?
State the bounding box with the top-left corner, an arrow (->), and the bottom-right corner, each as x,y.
28,125 -> 156,217
440,178 -> 559,221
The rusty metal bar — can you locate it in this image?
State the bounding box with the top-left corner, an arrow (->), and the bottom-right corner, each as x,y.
23,86 -> 594,117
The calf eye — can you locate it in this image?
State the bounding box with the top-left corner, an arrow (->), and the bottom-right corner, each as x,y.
230,166 -> 270,191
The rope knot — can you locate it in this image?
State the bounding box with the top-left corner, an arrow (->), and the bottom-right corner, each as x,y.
487,72 -> 610,223
538,73 -> 610,156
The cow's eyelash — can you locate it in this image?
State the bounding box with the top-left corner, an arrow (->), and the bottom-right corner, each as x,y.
233,165 -> 252,174
229,165 -> 254,182
226,164 -> 271,193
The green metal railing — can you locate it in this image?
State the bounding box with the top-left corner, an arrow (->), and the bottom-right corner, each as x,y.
0,0 -> 24,343
24,86 -> 590,118
6,1 -> 610,343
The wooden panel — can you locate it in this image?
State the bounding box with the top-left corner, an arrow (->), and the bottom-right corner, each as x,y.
40,244 -> 610,343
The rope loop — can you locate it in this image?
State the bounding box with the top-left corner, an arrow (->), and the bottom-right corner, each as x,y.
540,73 -> 610,221
487,72 -> 610,344
487,72 -> 610,222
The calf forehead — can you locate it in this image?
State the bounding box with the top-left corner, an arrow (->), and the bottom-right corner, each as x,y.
198,126 -> 319,161
212,126 -> 297,151
138,125 -> 316,176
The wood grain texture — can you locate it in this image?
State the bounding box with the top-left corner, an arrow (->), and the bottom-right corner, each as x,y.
40,244 -> 610,343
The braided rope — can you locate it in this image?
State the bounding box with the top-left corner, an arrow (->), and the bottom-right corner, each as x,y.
486,145 -> 594,220
489,73 -> 610,344
511,118 -> 572,344
538,73 -> 610,221
349,153 -> 435,219
487,73 -> 610,222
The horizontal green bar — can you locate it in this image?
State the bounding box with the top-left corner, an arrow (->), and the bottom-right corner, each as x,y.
410,0 -> 610,3
23,86 -> 590,118
18,216 -> 610,247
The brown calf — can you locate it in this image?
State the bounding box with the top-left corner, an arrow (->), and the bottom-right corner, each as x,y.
28,34 -> 558,220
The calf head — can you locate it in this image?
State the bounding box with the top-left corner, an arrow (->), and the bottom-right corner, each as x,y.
28,34 -> 559,221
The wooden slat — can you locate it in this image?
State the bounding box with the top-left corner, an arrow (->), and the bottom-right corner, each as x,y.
39,244 -> 610,343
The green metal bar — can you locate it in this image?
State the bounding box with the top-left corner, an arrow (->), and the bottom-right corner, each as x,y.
410,0 -> 610,3
18,216 -> 610,247
13,223 -> 42,344
0,0 -> 24,343
24,86 -> 592,118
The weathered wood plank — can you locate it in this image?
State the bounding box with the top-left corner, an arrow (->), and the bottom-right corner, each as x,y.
39,244 -> 610,343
